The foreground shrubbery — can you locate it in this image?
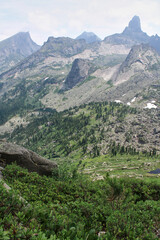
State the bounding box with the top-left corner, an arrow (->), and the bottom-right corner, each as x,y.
1,164 -> 160,239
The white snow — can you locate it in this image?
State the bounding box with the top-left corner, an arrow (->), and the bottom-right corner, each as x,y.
61,72 -> 64,74
115,100 -> 122,103
144,103 -> 157,109
131,97 -> 136,103
127,102 -> 131,106
151,100 -> 156,103
44,77 -> 49,80
122,94 -> 126,97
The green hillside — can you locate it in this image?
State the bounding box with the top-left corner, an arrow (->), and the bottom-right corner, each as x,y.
7,101 -> 159,159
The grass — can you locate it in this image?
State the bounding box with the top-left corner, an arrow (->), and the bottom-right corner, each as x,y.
78,153 -> 160,182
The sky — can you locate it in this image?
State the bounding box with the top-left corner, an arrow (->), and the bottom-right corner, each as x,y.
0,0 -> 160,45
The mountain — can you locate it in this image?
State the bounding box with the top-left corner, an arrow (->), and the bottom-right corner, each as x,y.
76,31 -> 101,43
0,32 -> 40,74
0,37 -> 89,97
122,16 -> 149,42
0,35 -> 129,100
104,16 -> 149,47
0,16 -> 160,133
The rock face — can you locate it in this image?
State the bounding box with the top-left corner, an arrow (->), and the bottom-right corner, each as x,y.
149,34 -> 160,55
0,32 -> 40,74
103,44 -> 160,105
0,141 -> 57,176
63,58 -> 92,90
76,31 -> 101,43
113,44 -> 160,85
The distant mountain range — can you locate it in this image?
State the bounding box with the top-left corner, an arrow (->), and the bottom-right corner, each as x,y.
0,15 -> 160,149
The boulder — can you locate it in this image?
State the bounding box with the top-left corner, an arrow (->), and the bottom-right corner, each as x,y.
0,141 -> 57,176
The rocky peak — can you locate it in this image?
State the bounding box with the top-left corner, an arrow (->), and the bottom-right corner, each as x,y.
127,16 -> 141,32
122,16 -> 148,41
0,32 -> 40,56
76,31 -> 101,43
63,58 -> 92,90
0,32 -> 40,74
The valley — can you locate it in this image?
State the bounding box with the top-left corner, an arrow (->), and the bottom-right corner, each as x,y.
0,14 -> 160,240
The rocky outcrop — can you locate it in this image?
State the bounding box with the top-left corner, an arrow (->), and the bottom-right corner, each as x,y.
63,58 -> 92,90
0,141 -> 57,176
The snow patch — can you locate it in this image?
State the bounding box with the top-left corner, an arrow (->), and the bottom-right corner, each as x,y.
144,103 -> 157,109
122,94 -> 126,97
127,102 -> 131,106
115,100 -> 122,103
131,97 -> 136,103
44,77 -> 49,80
151,100 -> 156,103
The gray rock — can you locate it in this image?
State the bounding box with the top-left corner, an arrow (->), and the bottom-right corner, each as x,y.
63,58 -> 92,90
0,141 -> 57,176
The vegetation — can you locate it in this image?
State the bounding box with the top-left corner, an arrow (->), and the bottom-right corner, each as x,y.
1,101 -> 160,239
0,163 -> 160,239
7,101 -> 139,159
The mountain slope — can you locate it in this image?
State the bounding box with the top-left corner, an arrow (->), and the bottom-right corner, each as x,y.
0,35 -> 129,103
3,101 -> 160,158
0,32 -> 40,74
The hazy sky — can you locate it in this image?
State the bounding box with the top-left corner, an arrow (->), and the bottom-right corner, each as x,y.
0,0 -> 160,45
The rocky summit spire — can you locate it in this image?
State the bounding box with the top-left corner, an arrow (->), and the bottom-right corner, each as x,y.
128,16 -> 141,32
123,16 -> 142,34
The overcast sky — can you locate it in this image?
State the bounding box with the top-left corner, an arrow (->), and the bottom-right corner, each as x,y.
0,0 -> 160,45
